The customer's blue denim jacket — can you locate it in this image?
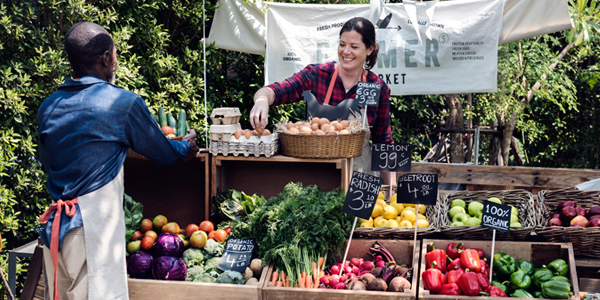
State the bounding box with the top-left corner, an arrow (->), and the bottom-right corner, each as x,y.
38,76 -> 189,249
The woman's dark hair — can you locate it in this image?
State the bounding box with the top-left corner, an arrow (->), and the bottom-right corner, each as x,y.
339,17 -> 379,70
64,22 -> 114,74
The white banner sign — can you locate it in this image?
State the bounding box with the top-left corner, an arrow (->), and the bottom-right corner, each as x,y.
266,0 -> 504,95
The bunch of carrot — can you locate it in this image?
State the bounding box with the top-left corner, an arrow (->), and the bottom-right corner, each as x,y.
271,247 -> 327,288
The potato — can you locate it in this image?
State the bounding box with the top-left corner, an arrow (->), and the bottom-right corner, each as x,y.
243,267 -> 254,280
250,258 -> 263,278
246,278 -> 259,285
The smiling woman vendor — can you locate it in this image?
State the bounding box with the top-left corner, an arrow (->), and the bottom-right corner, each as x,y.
250,16 -> 395,185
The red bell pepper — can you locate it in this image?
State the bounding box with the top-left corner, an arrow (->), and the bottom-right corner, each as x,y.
457,270 -> 481,296
422,264 -> 443,293
447,242 -> 466,260
484,286 -> 507,297
448,257 -> 464,271
447,269 -> 464,284
439,283 -> 462,296
476,272 -> 490,291
425,243 -> 447,273
460,249 -> 481,272
480,259 -> 490,278
440,273 -> 448,284
472,248 -> 485,259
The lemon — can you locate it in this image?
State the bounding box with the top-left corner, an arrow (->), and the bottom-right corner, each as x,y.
377,192 -> 385,200
374,218 -> 390,227
417,205 -> 426,214
400,210 -> 417,223
391,202 -> 404,213
359,217 -> 373,223
396,216 -> 403,224
371,204 -> 382,218
403,203 -> 416,208
399,220 -> 413,228
390,193 -> 397,204
402,207 -> 416,214
381,205 -> 399,219
418,214 -> 427,221
360,221 -> 374,228
376,199 -> 387,208
416,219 -> 430,228
388,219 -> 399,228
374,216 -> 385,224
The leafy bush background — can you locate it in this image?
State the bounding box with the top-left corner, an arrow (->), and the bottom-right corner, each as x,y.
0,0 -> 599,298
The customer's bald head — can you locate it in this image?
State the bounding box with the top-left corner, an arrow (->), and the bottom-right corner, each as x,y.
64,22 -> 114,74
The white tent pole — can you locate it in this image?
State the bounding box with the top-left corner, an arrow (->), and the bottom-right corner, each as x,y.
203,0 -> 208,148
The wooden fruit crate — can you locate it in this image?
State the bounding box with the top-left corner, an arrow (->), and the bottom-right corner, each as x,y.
261,239 -> 419,300
419,239 -> 579,300
128,265 -> 270,300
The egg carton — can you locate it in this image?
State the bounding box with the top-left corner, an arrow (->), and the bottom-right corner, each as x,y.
209,123 -> 241,142
210,133 -> 279,157
210,107 -> 242,125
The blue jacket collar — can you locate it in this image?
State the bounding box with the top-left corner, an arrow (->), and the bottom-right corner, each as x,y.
59,76 -> 112,90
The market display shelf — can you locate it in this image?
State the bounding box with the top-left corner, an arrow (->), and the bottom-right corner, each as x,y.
261,239 -> 419,300
418,239 -> 579,300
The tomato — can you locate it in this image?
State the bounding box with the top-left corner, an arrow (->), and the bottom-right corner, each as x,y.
214,229 -> 228,242
207,230 -> 215,240
185,224 -> 199,236
162,126 -> 174,135
198,221 -> 214,233
140,218 -> 153,233
224,227 -> 232,235
144,230 -> 158,240
141,236 -> 155,250
130,230 -> 142,241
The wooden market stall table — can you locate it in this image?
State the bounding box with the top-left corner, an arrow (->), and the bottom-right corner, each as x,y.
211,154 -> 353,199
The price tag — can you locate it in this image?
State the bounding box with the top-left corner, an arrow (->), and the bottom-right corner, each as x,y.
371,143 -> 412,172
342,171 -> 383,219
218,238 -> 256,273
355,82 -> 381,107
396,173 -> 438,205
481,201 -> 511,232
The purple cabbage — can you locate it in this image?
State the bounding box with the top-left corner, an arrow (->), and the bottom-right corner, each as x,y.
152,256 -> 187,281
128,251 -> 154,279
154,233 -> 184,257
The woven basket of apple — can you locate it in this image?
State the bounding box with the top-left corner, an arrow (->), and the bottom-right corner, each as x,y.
535,188 -> 600,257
437,190 -> 536,240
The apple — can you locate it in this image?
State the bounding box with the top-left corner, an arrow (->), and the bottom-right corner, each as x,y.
587,206 -> 600,218
570,215 -> 588,227
468,202 -> 484,217
510,222 -> 522,228
127,240 -> 141,254
465,217 -> 481,226
190,230 -> 208,248
560,206 -> 577,223
451,221 -> 465,227
509,205 -> 519,216
576,207 -> 586,217
551,213 -> 561,219
449,206 -> 467,219
161,222 -> 181,235
557,200 -> 576,211
510,214 -> 519,224
487,197 -> 502,204
152,215 -> 168,231
587,218 -> 600,227
548,218 -> 563,227
451,199 -> 466,209
453,212 -> 470,224
571,224 -> 583,227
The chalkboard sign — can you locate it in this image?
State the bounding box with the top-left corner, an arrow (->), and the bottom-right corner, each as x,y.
342,171 -> 383,219
218,238 -> 256,273
481,201 -> 511,232
396,173 -> 438,205
355,81 -> 382,107
372,143 -> 412,172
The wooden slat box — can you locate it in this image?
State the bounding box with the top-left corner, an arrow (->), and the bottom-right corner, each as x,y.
261,239 -> 419,300
419,239 -> 579,300
128,265 -> 269,300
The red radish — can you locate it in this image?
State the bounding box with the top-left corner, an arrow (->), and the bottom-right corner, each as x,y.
362,261 -> 374,271
339,275 -> 348,283
319,286 -> 328,289
330,278 -> 339,287
351,258 -> 359,267
320,277 -> 330,286
330,265 -> 340,275
352,267 -> 360,275
359,270 -> 371,276
335,283 -> 346,289
375,260 -> 386,269
375,255 -> 383,261
344,266 -> 353,274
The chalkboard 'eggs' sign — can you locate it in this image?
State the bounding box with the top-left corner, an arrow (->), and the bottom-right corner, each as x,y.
218,238 -> 256,273
371,143 -> 412,172
342,171 -> 383,219
355,81 -> 382,107
481,201 -> 511,232
396,173 -> 438,205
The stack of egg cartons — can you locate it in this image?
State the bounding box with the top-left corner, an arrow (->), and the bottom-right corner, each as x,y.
209,107 -> 242,156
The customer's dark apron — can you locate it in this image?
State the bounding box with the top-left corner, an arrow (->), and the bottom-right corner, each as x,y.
304,64 -> 379,176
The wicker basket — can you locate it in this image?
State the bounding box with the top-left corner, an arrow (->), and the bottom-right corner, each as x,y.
353,185 -> 439,239
278,131 -> 365,159
535,188 -> 600,257
127,136 -> 183,160
438,190 -> 536,240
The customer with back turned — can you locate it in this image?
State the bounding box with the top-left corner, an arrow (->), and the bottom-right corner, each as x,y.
37,21 -> 199,300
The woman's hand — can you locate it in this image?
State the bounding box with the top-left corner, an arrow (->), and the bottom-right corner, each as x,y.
250,87 -> 275,129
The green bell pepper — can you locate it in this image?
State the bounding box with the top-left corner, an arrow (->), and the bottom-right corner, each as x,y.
517,260 -> 535,276
511,289 -> 534,298
541,279 -> 571,299
510,269 -> 532,290
548,259 -> 569,276
549,275 -> 570,283
494,253 -> 517,277
532,291 -> 544,298
492,280 -> 511,294
533,267 -> 554,288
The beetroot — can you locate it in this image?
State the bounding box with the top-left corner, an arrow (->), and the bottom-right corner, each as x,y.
557,200 -> 575,211
560,206 -> 577,223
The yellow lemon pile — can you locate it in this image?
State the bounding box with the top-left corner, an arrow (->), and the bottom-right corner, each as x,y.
359,192 -> 429,228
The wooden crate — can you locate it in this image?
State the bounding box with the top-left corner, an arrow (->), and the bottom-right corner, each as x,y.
211,154 -> 353,200
261,239 -> 419,300
124,150 -> 210,224
128,265 -> 269,300
419,239 -> 579,300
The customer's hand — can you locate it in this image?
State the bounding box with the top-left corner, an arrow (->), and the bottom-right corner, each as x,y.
183,129 -> 200,161
250,99 -> 269,129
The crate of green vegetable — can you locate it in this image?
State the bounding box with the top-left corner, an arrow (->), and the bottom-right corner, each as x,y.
419,239 -> 579,300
